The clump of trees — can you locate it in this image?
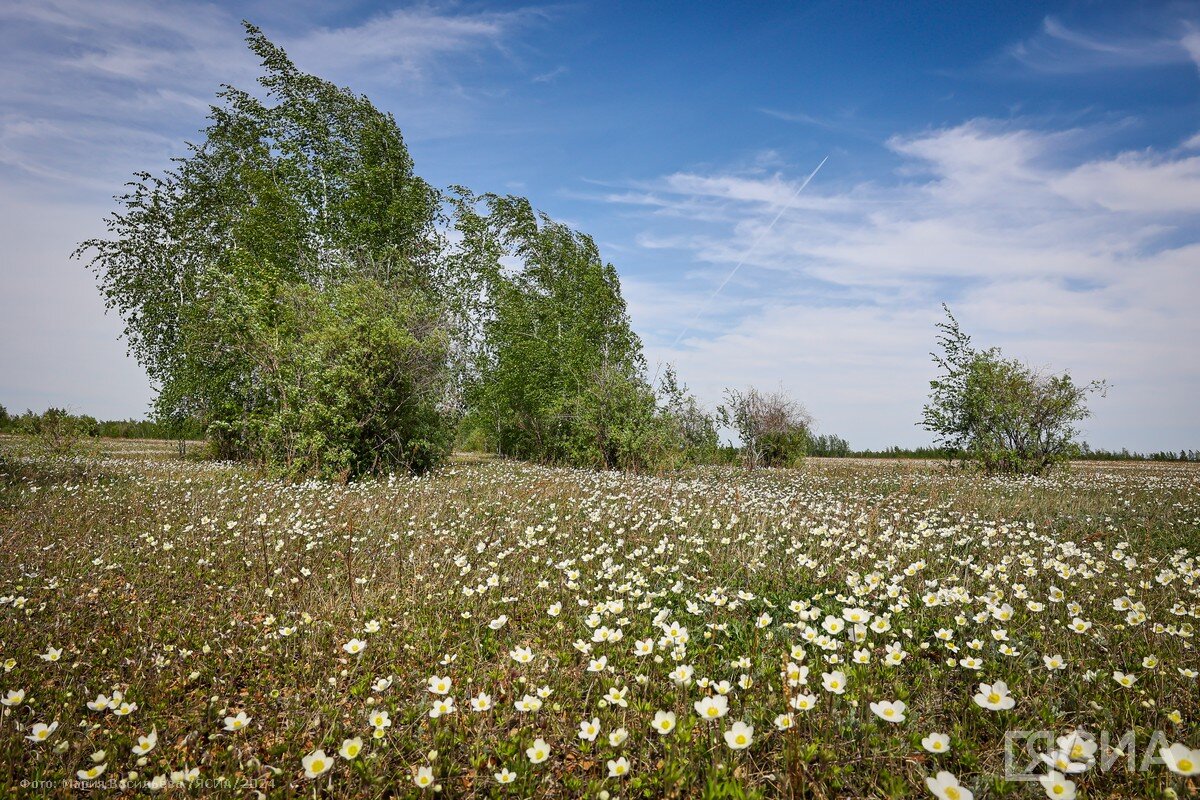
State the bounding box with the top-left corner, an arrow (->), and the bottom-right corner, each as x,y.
718,386 -> 813,469
0,405 -> 202,440
76,25 -> 720,479
76,26 -> 472,477
921,306 -> 1106,475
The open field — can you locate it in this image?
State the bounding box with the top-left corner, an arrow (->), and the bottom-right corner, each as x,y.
1,440 -> 1197,798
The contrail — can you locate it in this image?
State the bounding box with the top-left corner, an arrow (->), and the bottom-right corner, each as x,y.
669,155 -> 828,349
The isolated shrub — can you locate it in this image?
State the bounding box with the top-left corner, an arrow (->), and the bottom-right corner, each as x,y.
921,306 -> 1105,475
719,387 -> 813,469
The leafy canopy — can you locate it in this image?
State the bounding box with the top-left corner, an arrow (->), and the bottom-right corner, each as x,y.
921,306 -> 1105,475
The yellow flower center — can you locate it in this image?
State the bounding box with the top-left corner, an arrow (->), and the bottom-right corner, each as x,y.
735,735 -> 747,745
1179,758 -> 1194,771
946,787 -> 961,800
1052,787 -> 1064,795
988,693 -> 1001,703
311,760 -> 325,773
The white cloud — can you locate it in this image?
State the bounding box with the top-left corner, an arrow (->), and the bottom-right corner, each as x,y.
602,121 -> 1200,450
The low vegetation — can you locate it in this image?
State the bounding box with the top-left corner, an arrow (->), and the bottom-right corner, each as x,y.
1,441 -> 1197,797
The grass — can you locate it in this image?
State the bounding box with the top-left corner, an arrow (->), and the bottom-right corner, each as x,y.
0,438 -> 1197,798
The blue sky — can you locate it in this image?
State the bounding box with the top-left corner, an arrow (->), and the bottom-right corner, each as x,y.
2,0 -> 1199,450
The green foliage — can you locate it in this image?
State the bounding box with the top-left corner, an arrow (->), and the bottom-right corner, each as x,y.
921,305 -> 1106,475
75,24 -> 452,479
807,432 -> 851,457
718,386 -> 812,469
3,407 -> 102,463
451,191 -> 671,470
207,279 -> 451,477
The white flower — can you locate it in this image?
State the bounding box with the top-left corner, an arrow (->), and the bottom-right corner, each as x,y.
652,710 -> 677,734
526,738 -> 550,764
77,763 -> 107,780
87,694 -> 112,712
1040,750 -> 1088,774
470,692 -> 493,712
132,728 -> 158,755
510,646 -> 534,664
608,727 -> 629,747
972,680 -> 1015,711
488,615 -> 508,630
607,756 -> 631,777
429,698 -> 455,718
774,713 -> 795,731
342,638 -> 367,655
723,720 -> 754,750
39,647 -> 63,662
926,770 -> 973,800
515,694 -> 542,712
1038,770 -> 1076,800
368,709 -> 391,729
494,767 -> 517,783
2,689 -> 25,707
339,737 -> 363,760
26,722 -> 61,747
1056,731 -> 1097,764
223,711 -> 251,732
1160,742 -> 1200,776
694,694 -> 729,720
921,733 -> 950,753
427,676 -> 452,695
413,765 -> 435,789
578,717 -> 600,741
791,693 -> 818,711
302,749 -> 331,779
869,700 -> 907,723
821,671 -> 847,694
112,701 -> 137,716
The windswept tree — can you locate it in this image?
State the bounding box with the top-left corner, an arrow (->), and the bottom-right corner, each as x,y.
450,191 -> 662,469
75,24 -> 452,476
921,306 -> 1105,475
719,386 -> 813,469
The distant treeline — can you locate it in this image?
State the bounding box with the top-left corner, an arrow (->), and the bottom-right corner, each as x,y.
4,404 -> 1195,464
809,439 -> 1200,463
0,405 -> 202,440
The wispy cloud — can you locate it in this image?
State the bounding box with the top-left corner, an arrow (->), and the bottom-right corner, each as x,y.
1008,15 -> 1200,74
0,0 -> 542,194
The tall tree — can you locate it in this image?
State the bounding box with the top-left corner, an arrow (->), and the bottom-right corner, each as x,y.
452,192 -> 659,469
75,23 -> 452,476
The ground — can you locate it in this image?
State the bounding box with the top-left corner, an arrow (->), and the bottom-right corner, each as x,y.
0,438 -> 1197,798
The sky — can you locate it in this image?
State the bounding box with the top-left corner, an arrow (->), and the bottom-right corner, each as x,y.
2,0 -> 1198,451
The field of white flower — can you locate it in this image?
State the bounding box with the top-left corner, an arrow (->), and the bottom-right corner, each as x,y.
1,440 -> 1197,798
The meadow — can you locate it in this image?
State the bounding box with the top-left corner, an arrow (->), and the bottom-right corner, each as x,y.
1,439 -> 1197,798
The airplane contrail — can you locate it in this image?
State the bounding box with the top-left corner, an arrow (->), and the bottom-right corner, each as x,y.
669,154 -> 829,349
